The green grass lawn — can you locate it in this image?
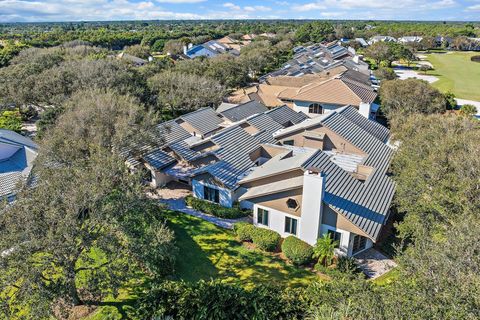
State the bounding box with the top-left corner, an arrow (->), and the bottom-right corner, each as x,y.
426,52 -> 480,101
86,211 -> 319,319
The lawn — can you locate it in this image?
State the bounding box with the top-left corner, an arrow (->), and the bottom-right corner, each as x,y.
86,210 -> 319,319
426,52 -> 480,101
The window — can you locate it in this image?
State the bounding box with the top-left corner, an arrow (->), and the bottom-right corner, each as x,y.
308,103 -> 323,114
327,229 -> 342,248
284,216 -> 298,235
257,208 -> 269,226
352,234 -> 367,254
204,186 -> 219,203
283,140 -> 294,146
286,198 -> 299,210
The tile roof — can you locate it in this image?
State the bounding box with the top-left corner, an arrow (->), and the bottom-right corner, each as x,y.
220,101 -> 268,122
179,107 -> 224,136
247,113 -> 284,144
156,120 -> 191,146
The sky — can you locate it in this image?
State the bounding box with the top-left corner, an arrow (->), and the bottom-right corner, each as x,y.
1,0 -> 480,23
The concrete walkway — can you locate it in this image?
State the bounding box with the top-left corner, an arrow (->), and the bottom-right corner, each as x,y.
151,182 -> 251,229
354,248 -> 397,279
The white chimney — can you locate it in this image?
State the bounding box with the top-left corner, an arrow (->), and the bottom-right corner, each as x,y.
183,45 -> 188,55
188,43 -> 193,49
352,55 -> 360,64
359,102 -> 371,119
299,171 -> 325,246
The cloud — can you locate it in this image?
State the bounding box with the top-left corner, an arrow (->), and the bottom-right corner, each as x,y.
156,0 -> 205,2
292,2 -> 326,12
223,2 -> 241,10
466,4 -> 480,11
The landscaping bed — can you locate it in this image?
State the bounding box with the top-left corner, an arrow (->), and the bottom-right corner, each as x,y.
185,195 -> 251,219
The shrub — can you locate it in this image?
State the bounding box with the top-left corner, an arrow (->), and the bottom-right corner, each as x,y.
336,256 -> 361,274
233,222 -> 255,242
281,236 -> 313,265
252,228 -> 281,252
185,195 -> 251,219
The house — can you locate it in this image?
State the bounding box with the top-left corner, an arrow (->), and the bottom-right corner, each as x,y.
239,106 -> 394,257
368,36 -> 397,45
355,38 -> 369,47
184,40 -> 240,59
229,68 -> 378,118
398,36 -> 423,44
117,52 -> 148,66
259,43 -> 369,81
0,130 -> 38,202
216,36 -> 244,51
128,103 -> 309,207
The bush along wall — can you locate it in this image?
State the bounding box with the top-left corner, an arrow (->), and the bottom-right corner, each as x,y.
185,195 -> 251,219
281,236 -> 313,266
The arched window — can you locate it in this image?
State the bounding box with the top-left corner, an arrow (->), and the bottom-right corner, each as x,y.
308,103 -> 323,114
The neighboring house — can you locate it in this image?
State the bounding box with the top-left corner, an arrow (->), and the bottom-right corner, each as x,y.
128,103 -> 309,208
0,130 -> 38,202
230,68 -> 378,118
117,52 -> 148,66
355,38 -> 369,47
434,36 -> 453,47
239,106 -> 394,257
184,40 -> 240,59
398,36 -> 423,44
368,36 -> 397,45
259,43 -> 369,81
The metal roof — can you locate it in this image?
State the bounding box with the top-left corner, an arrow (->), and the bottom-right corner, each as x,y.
337,106 -> 390,143
247,113 -> 284,144
143,149 -> 176,170
265,105 -> 309,127
156,120 -> 191,146
220,101 -> 268,122
169,140 -> 200,161
320,111 -> 393,173
302,151 -> 395,241
179,107 -> 224,136
0,130 -> 38,199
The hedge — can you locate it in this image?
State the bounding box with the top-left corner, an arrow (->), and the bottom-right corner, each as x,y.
233,222 -> 256,242
281,236 -> 313,265
252,228 -> 281,252
185,195 -> 251,219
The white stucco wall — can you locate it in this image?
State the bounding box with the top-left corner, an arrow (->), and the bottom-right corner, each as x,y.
192,179 -> 234,208
299,172 -> 324,246
253,204 -> 301,238
293,101 -> 347,117
151,170 -> 173,188
319,224 -> 351,256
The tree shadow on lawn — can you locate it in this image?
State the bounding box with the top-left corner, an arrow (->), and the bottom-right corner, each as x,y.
164,211 -> 316,288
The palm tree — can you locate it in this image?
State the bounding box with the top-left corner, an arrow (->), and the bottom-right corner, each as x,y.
313,234 -> 338,267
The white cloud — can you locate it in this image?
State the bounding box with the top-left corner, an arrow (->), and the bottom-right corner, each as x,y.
244,5 -> 271,12
156,0 -> 205,3
223,2 -> 241,10
466,4 -> 480,11
292,2 -> 326,11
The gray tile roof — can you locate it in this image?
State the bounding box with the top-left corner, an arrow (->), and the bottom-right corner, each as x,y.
341,77 -> 377,104
265,105 -> 309,127
143,149 -> 176,170
179,107 -> 224,136
220,101 -> 268,122
302,150 -> 395,241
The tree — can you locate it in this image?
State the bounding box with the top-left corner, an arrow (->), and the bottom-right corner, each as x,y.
295,22 -> 334,43
418,64 -> 432,74
365,42 -> 393,66
148,70 -> 226,115
374,66 -> 397,80
444,91 -> 457,110
124,44 -> 151,59
163,39 -> 186,54
312,234 -> 338,267
459,104 -> 477,116
0,90 -> 175,317
0,109 -> 22,132
379,79 -> 446,119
